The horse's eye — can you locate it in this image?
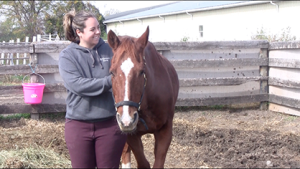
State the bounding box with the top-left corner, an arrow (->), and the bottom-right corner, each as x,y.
140,70 -> 145,75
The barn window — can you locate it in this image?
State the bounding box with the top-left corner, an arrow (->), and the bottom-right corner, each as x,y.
199,25 -> 203,37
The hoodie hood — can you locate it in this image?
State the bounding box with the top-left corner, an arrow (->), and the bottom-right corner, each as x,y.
69,38 -> 106,68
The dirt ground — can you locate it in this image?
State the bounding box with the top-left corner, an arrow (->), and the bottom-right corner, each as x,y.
1,108 -> 300,168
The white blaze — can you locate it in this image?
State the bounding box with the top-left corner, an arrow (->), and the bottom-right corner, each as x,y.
120,58 -> 134,126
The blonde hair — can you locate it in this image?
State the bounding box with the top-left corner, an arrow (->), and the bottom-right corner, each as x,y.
63,10 -> 96,42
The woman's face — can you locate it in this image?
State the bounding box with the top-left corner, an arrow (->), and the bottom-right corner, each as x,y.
77,17 -> 101,49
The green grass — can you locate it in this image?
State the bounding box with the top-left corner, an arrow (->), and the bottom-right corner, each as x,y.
0,113 -> 31,120
39,112 -> 66,121
211,105 -> 225,110
285,115 -> 298,122
0,74 -> 29,86
0,113 -> 66,122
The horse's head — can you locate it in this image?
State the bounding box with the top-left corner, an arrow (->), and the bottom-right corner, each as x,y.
108,26 -> 149,133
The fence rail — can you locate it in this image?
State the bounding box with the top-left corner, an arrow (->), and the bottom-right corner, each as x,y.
268,41 -> 300,116
0,34 -> 59,66
1,40 -> 300,118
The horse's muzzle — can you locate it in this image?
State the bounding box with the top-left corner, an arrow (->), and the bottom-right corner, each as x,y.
116,111 -> 139,133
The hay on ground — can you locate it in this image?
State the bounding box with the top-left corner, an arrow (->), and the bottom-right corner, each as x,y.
0,145 -> 71,168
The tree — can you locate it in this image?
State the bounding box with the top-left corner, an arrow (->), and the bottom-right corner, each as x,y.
0,1 -> 52,41
104,8 -> 120,17
44,1 -> 106,40
0,1 -> 106,41
0,20 -> 16,42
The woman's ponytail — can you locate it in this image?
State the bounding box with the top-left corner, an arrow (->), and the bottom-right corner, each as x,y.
63,11 -> 77,42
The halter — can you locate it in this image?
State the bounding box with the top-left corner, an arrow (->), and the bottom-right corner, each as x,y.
111,72 -> 149,130
113,72 -> 147,111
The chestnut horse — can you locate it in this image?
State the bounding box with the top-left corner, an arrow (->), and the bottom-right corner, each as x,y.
107,26 -> 179,168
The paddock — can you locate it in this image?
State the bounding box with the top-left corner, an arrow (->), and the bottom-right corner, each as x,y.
1,108 -> 300,168
1,40 -> 300,168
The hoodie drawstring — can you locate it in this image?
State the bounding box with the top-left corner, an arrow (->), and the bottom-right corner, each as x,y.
90,52 -> 95,68
89,50 -> 103,69
95,50 -> 104,69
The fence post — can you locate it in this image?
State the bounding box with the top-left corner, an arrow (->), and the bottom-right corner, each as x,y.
259,48 -> 268,110
16,38 -> 20,65
55,34 -> 60,41
37,34 -> 41,42
49,33 -> 51,41
6,41 -> 8,65
23,37 -> 29,65
9,40 -> 14,65
1,41 -> 4,65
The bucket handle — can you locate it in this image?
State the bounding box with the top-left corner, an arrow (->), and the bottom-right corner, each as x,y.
22,73 -> 45,84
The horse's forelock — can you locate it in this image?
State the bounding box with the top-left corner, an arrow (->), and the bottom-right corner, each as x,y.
117,37 -> 143,63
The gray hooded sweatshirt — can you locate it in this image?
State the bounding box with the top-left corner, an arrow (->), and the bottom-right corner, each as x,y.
59,38 -> 115,121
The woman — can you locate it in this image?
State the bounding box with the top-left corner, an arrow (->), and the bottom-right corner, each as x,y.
58,10 -> 126,168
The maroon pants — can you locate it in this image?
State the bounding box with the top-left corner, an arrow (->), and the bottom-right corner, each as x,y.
65,117 -> 127,168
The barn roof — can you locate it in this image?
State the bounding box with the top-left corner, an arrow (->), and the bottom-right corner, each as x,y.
103,1 -> 271,24
104,2 -> 177,21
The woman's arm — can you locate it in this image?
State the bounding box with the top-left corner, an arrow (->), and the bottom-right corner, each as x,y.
58,54 -> 112,97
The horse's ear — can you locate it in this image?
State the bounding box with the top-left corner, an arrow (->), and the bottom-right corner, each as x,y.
137,26 -> 149,49
107,30 -> 120,51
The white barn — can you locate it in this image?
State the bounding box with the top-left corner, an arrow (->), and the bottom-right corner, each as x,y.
103,1 -> 300,42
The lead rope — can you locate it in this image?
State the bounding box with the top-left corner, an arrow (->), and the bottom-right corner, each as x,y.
28,63 -> 37,74
139,118 -> 148,130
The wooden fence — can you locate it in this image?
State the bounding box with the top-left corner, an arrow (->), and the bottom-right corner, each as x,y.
268,41 -> 300,116
0,34 -> 59,66
0,38 -> 30,66
154,41 -> 269,109
1,40 -> 299,118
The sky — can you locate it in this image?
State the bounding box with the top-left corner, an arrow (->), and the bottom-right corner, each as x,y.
0,1 -> 174,21
90,1 -> 175,16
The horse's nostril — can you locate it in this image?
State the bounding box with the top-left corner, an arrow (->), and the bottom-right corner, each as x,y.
116,113 -> 120,119
133,112 -> 138,122
116,113 -> 124,126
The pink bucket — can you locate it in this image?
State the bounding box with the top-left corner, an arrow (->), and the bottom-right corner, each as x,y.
22,73 -> 45,104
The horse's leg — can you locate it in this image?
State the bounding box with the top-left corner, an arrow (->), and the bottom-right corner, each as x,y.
121,142 -> 131,168
153,120 -> 173,168
127,134 -> 150,168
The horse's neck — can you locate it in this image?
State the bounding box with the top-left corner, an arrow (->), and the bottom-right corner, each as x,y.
144,46 -> 170,95
144,44 -> 165,73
